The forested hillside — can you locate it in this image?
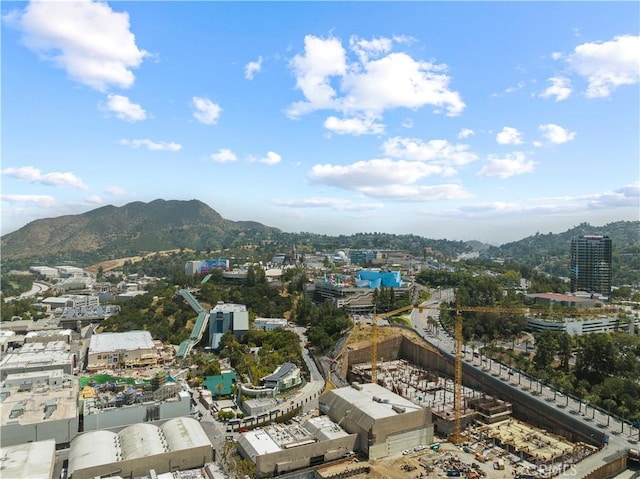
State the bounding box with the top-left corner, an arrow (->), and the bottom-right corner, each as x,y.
485,221 -> 640,286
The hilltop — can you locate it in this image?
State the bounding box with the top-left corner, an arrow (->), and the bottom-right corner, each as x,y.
1,199 -> 638,286
0,199 -> 280,265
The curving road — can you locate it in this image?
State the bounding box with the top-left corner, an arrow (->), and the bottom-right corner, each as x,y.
4,281 -> 50,302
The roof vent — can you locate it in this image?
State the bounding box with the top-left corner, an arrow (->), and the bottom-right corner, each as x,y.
351,382 -> 362,390
391,405 -> 406,414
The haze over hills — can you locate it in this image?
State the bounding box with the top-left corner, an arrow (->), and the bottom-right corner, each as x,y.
1,199 -> 638,285
0,199 -> 281,262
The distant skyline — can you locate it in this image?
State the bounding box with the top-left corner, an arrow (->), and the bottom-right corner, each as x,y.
2,1 -> 638,245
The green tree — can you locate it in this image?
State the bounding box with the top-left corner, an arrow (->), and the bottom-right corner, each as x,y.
533,331 -> 557,370
577,333 -> 618,378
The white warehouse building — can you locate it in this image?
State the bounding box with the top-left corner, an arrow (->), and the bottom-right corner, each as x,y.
319,382 -> 433,460
68,417 -> 213,479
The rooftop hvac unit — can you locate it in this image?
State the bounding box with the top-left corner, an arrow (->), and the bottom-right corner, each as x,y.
391,405 -> 406,414
351,382 -> 362,390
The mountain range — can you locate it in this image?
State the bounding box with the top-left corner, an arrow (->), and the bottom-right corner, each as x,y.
0,199 -> 280,264
1,199 -> 638,285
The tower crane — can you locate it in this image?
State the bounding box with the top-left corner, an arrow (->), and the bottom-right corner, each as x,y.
438,301 -> 610,443
440,301 -> 528,444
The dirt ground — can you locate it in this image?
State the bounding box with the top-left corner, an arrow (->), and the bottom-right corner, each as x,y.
318,442 -> 517,479
85,249 -> 192,273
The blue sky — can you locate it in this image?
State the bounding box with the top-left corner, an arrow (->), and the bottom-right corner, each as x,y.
2,1 -> 638,245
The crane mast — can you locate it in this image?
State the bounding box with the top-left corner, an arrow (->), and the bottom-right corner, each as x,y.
450,306 -> 464,443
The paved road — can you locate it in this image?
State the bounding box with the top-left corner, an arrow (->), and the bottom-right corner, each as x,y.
4,281 -> 49,302
410,289 -> 637,478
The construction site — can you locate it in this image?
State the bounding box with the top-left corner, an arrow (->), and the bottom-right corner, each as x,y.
318,322 -> 601,479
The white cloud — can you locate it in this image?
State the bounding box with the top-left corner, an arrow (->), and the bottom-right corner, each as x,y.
356,183 -> 472,202
538,124 -> 576,144
2,166 -> 88,189
341,52 -> 465,116
4,0 -> 148,91
287,35 -> 465,121
401,118 -> 414,129
567,34 -> 640,98
287,35 -> 347,117
439,182 -> 640,217
210,148 -> 237,163
477,152 -> 536,179
309,159 -> 456,191
585,182 -> 639,209
551,52 -> 563,60
258,151 -> 282,165
1,194 -> 56,208
272,197 -> 384,211
496,127 -> 523,145
119,138 -> 182,151
245,56 -> 263,80
324,116 -> 385,136
349,35 -> 392,63
457,128 -> 475,139
85,195 -> 103,204
192,96 -> 222,125
105,185 -> 127,196
382,137 -> 477,167
539,76 -> 572,101
101,94 -> 147,122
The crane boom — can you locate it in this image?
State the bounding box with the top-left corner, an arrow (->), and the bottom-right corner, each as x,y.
438,300 -> 608,443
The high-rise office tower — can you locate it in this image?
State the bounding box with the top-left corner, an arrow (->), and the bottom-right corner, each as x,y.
570,235 -> 612,297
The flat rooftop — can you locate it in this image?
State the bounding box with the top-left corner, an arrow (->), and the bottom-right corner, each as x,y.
240,414 -> 349,457
0,372 -> 78,427
330,383 -> 424,420
0,439 -> 56,479
89,331 -> 155,353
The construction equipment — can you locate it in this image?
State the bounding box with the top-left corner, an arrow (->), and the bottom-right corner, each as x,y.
439,301 -> 609,443
443,301 -> 528,444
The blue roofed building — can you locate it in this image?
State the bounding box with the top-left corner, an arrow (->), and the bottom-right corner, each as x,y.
203,371 -> 237,396
306,269 -> 409,314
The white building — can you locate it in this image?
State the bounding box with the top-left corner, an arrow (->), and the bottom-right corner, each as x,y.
0,344 -> 76,380
319,382 -> 433,459
29,266 -> 59,278
87,331 -> 159,371
261,362 -> 302,392
238,415 -> 358,477
82,387 -> 191,431
526,315 -> 638,335
0,370 -> 78,447
25,329 -> 73,344
0,439 -> 56,479
253,317 -> 287,331
41,294 -> 99,311
0,330 -> 16,353
68,417 -> 213,479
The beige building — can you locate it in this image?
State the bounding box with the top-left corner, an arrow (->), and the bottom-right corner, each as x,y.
0,439 -> 56,479
87,331 -> 159,371
0,369 -> 78,447
319,382 -> 433,459
68,417 -> 213,479
238,415 -> 358,477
